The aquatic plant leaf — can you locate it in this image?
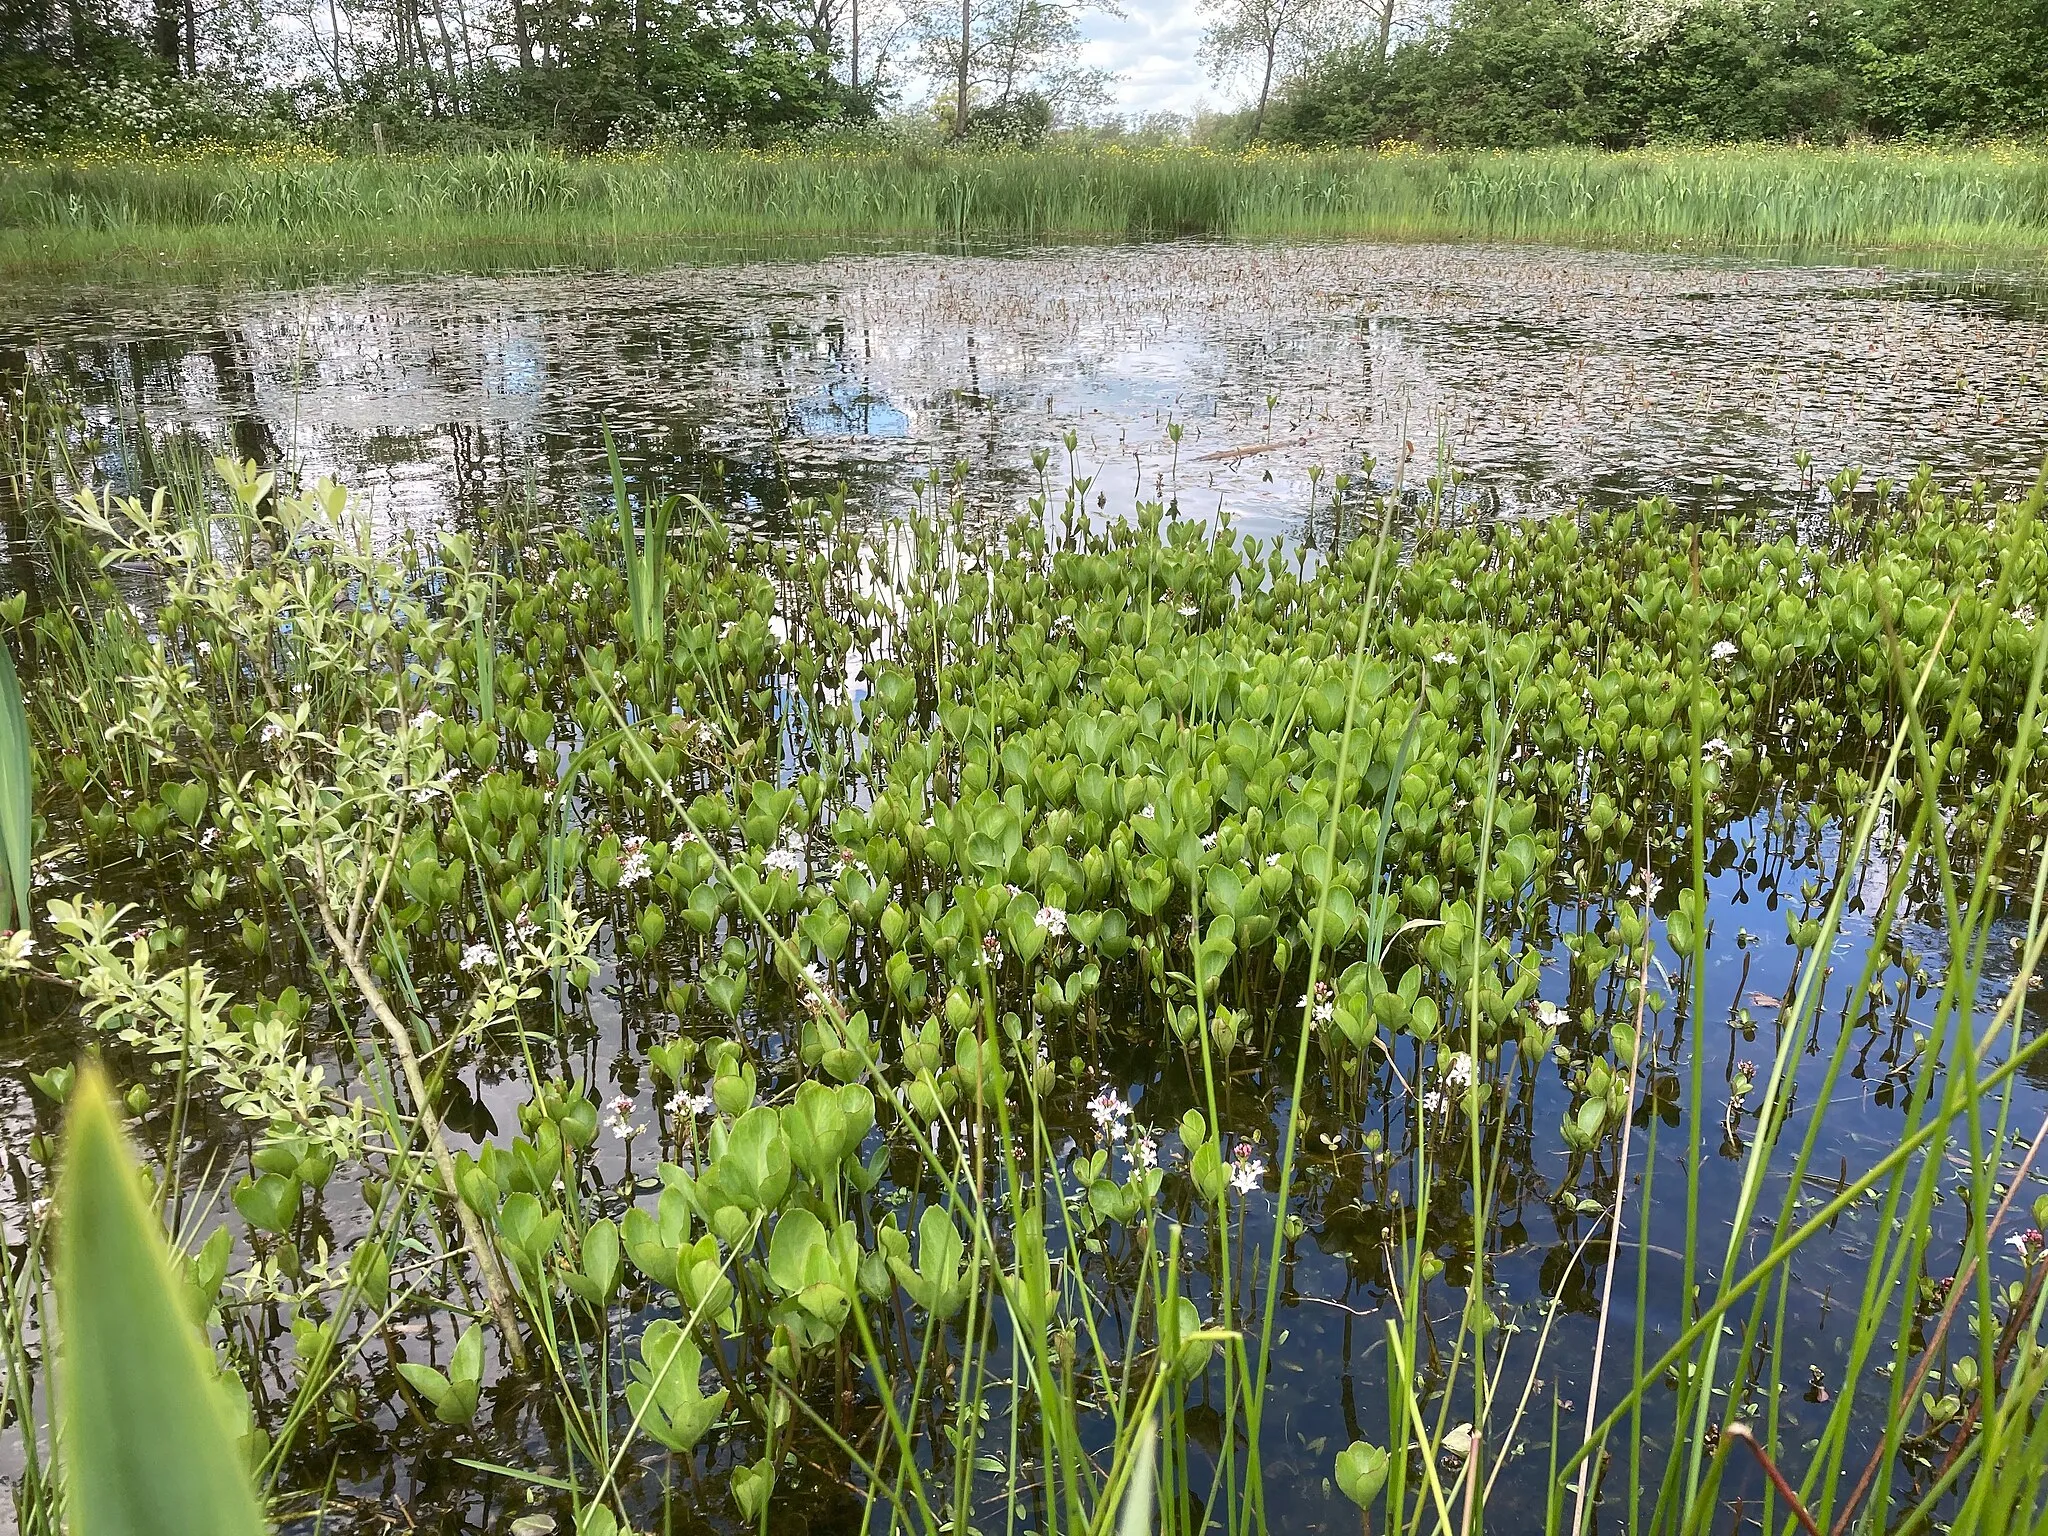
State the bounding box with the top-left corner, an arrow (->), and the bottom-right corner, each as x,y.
1335,1441 -> 1391,1508
230,1171 -> 302,1234
1111,1414 -> 1159,1536
56,1069 -> 268,1536
731,1455 -> 776,1522
0,638 -> 30,931
715,1105 -> 791,1213
626,1320 -> 727,1455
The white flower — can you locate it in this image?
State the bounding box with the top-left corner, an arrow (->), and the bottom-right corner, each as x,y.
1433,650 -> 1456,665
524,746 -> 541,766
1264,852 -> 1283,867
610,1094 -> 636,1117
1703,737 -> 1732,759
1710,639 -> 1739,662
199,827 -> 222,849
1178,603 -> 1200,618
459,941 -> 495,973
259,721 -> 284,747
799,962 -> 833,1010
1089,1090 -> 1132,1141
1420,1089 -> 1447,1116
1229,1145 -> 1266,1194
196,640 -> 213,657
1534,1000 -> 1569,1029
571,583 -> 590,604
982,933 -> 1005,966
1298,980 -> 1333,1026
1443,1052 -> 1474,1090
1135,804 -> 1156,821
619,835 -> 652,887
411,706 -> 440,732
670,1089 -> 717,1117
1035,905 -> 1067,937
1200,831 -> 1219,850
1131,1131 -> 1159,1170
1632,868 -> 1663,903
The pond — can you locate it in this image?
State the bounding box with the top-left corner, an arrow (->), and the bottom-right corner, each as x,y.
4,238 -> 2048,1536
7,240 -> 2048,544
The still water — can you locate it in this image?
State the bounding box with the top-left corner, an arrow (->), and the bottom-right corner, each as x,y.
6,240 -> 2048,540
6,240 -> 2048,1534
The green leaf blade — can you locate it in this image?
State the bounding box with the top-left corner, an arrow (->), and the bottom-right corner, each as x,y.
57,1071 -> 268,1536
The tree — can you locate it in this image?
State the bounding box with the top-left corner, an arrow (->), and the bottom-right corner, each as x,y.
1198,0 -> 1329,139
912,0 -> 1108,138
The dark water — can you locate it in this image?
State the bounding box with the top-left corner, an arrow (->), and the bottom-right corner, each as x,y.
6,240 -> 2048,1534
6,241 -> 2048,545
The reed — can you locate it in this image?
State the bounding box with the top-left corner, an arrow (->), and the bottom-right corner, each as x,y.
2,142 -> 2047,276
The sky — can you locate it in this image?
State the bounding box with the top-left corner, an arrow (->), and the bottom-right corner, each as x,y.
1077,0 -> 1223,119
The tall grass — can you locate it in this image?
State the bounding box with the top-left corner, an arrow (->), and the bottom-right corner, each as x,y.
3,143 -> 2047,276
0,635 -> 31,932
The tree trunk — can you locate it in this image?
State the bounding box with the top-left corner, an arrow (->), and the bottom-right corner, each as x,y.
429,0 -> 462,102
850,0 -> 858,95
510,0 -> 533,70
1252,36 -> 1276,138
180,0 -> 196,72
954,0 -> 970,138
151,0 -> 180,68
325,0 -> 348,91
1373,0 -> 1394,66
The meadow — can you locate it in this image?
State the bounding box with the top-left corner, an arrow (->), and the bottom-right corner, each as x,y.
4,142 -> 2048,276
5,373 -> 2048,1535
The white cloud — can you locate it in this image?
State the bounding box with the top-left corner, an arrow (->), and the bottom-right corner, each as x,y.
1077,0 -> 1221,117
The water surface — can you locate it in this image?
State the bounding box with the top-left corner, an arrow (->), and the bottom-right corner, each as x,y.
7,241 -> 2048,541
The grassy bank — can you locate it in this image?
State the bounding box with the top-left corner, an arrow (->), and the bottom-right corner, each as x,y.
3,142 -> 2048,276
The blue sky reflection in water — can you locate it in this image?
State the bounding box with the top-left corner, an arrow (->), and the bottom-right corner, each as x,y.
7,240 -> 2048,547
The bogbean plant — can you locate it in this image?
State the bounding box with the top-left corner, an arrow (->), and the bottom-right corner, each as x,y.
5,417 -> 2048,1536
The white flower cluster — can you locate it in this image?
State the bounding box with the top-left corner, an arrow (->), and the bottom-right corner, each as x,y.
1089,1088 -> 1132,1142
1299,980 -> 1334,1027
1229,1143 -> 1267,1194
619,835 -> 652,888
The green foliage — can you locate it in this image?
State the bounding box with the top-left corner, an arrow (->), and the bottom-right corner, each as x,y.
0,637 -> 31,931
1333,1440 -> 1390,1509
56,1069 -> 268,1536
19,415 -> 2048,1532
1272,0 -> 2048,148
10,140 -> 2048,278
625,1319 -> 727,1453
396,1324 -> 486,1424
